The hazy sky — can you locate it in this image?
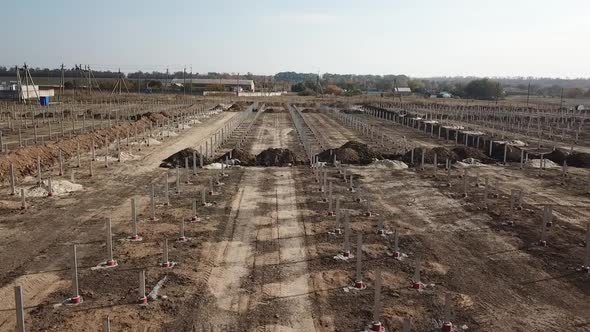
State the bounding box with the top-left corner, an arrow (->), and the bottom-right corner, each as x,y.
3,0 -> 589,78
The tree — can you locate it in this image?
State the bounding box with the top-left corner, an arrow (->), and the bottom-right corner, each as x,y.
564,88 -> 584,98
325,84 -> 343,95
464,78 -> 502,100
291,82 -> 305,92
206,84 -> 224,91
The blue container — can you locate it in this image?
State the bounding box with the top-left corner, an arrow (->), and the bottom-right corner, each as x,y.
39,96 -> 50,106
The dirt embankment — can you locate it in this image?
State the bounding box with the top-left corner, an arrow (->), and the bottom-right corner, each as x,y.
163,147 -> 302,167
0,114 -> 168,181
402,147 -> 457,164
160,148 -> 207,168
317,141 -> 381,165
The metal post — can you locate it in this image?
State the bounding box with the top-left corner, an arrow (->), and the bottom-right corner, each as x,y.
15,286 -> 25,332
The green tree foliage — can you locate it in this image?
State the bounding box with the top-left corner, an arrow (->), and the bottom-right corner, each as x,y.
464,78 -> 502,100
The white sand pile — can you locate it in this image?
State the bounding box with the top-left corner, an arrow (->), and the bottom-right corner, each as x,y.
141,138 -> 162,145
119,151 -> 141,162
455,158 -> 485,168
525,159 -> 560,169
461,130 -> 485,136
203,163 -> 224,170
159,130 -> 178,137
496,140 -> 527,147
442,125 -> 465,130
423,120 -> 438,124
370,160 -> 408,170
23,179 -> 83,197
188,119 -> 202,124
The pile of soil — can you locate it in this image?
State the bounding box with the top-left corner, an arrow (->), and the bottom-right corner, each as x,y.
342,109 -> 364,114
452,146 -> 491,162
300,108 -> 320,113
0,113 -> 168,180
566,151 -> 590,168
544,149 -> 568,164
317,141 -> 381,165
255,148 -> 301,166
402,147 -> 457,164
217,148 -> 255,165
160,148 -> 206,168
227,103 -> 244,112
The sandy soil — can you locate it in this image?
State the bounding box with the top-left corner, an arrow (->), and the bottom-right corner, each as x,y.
0,98 -> 588,332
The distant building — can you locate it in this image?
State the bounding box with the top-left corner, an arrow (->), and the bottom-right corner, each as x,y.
437,91 -> 452,98
0,82 -> 54,100
394,87 -> 412,95
169,78 -> 255,93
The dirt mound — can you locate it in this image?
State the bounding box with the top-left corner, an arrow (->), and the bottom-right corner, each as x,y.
544,149 -> 568,164
0,113 -> 170,180
452,147 -> 491,162
342,109 -> 364,114
217,148 -> 255,165
160,148 -> 205,168
317,141 -> 380,165
402,147 -> 457,164
255,148 -> 301,166
566,152 -> 590,168
227,103 -> 244,112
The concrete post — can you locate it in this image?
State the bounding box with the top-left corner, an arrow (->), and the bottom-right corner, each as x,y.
402,318 -> 411,332
519,149 -> 524,169
77,142 -> 81,168
10,164 -> 16,195
59,150 -> 64,176
37,157 -> 42,186
354,234 -> 364,289
484,178 -> 489,209
201,188 -> 207,206
503,144 -> 508,164
377,215 -> 384,234
165,172 -> 170,205
433,153 -> 437,177
463,169 -> 469,198
15,286 -> 25,332
131,198 -> 140,240
343,212 -> 351,257
71,245 -> 82,304
103,316 -> 111,332
106,218 -> 116,266
150,184 -> 156,221
583,224 -> 590,271
179,220 -> 187,241
162,239 -> 170,266
372,270 -> 383,330
47,177 -> 54,196
192,151 -> 197,175
139,270 -> 147,304
489,140 -> 493,156
91,139 -> 96,161
420,149 -> 425,171
21,189 -> 26,210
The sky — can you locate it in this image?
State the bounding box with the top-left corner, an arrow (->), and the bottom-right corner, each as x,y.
2,0 -> 590,78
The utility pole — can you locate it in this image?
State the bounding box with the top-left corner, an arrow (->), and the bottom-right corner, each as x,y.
183,67 -> 186,96
166,68 -> 169,93
526,81 -> 531,107
559,88 -> 564,110
60,63 -> 65,100
189,67 -> 192,95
